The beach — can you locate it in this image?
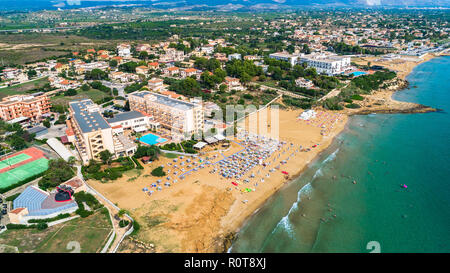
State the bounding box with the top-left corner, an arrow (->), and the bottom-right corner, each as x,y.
89,108 -> 347,252
87,54 -> 439,253
231,55 -> 450,253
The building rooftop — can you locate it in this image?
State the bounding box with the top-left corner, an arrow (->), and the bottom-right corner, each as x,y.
106,110 -> 146,124
13,185 -> 77,217
130,91 -> 198,111
69,99 -> 111,133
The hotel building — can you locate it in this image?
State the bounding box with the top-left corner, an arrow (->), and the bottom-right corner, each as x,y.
128,91 -> 204,138
68,99 -> 136,164
0,93 -> 51,122
269,52 -> 299,67
300,55 -> 351,76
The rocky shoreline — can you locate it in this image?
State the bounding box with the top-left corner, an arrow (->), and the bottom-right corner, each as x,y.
344,78 -> 437,116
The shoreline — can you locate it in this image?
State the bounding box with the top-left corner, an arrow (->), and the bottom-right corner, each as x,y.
87,53 -> 440,253
225,53 -> 443,252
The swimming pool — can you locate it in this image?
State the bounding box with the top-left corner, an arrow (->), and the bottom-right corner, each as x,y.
139,133 -> 167,146
348,71 -> 367,77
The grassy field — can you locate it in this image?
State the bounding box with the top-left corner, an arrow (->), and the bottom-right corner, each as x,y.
51,88 -> 111,106
0,77 -> 50,99
0,34 -> 118,65
0,209 -> 113,253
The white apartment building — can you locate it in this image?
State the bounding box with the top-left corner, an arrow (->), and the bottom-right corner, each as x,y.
128,91 -> 204,138
269,52 -> 299,67
300,55 -> 351,76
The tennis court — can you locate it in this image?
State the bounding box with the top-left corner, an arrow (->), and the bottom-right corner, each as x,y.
0,158 -> 49,190
0,153 -> 32,171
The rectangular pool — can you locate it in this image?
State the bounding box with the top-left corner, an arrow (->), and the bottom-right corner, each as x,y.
139,133 -> 167,146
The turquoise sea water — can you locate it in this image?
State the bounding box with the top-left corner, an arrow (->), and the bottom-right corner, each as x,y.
231,56 -> 450,253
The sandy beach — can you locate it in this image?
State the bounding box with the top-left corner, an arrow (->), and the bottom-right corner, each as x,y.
89,108 -> 347,252
87,53 -> 438,253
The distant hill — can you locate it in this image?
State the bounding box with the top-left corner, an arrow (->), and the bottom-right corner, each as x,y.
0,0 -> 449,12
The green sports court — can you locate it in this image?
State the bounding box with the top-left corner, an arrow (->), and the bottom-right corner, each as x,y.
0,153 -> 32,171
0,157 -> 49,190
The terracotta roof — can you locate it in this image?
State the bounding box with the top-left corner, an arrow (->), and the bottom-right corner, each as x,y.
9,207 -> 26,214
184,68 -> 197,73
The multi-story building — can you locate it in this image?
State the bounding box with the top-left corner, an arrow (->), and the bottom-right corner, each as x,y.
128,91 -> 204,138
300,55 -> 351,76
0,93 -> 51,122
68,99 -> 136,164
224,76 -> 244,91
147,78 -> 165,92
269,52 -> 299,66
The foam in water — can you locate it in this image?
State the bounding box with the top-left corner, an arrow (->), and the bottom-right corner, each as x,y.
271,183 -> 313,236
323,148 -> 339,164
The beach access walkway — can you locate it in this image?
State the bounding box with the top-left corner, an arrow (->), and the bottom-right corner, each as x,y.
250,82 -> 308,100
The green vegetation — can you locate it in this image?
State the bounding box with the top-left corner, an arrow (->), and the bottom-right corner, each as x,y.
134,145 -> 161,161
322,70 -> 397,110
0,209 -> 113,253
0,77 -> 52,99
74,191 -> 103,218
38,159 -> 75,190
82,157 -> 135,182
28,213 -> 71,224
151,166 -> 166,177
5,193 -> 21,202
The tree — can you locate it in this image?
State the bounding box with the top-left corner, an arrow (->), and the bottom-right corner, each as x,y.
64,89 -> 77,96
151,166 -> 166,177
219,84 -> 227,92
38,159 -> 75,190
81,83 -> 90,91
10,135 -> 26,150
109,59 -> 118,68
43,120 -> 51,128
99,150 -> 113,165
139,51 -> 149,60
27,69 -> 37,79
85,68 -> 108,80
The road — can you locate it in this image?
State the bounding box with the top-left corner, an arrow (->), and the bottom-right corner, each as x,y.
101,80 -> 126,98
318,81 -> 350,102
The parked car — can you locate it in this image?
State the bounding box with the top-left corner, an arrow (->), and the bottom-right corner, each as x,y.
1,210 -> 7,215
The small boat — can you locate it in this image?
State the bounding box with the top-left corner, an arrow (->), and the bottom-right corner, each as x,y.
401,184 -> 408,189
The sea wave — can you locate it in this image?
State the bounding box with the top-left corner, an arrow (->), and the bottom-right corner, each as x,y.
323,148 -> 339,164
271,182 -> 313,237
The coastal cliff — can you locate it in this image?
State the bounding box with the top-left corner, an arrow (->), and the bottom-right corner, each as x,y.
344,78 -> 437,116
